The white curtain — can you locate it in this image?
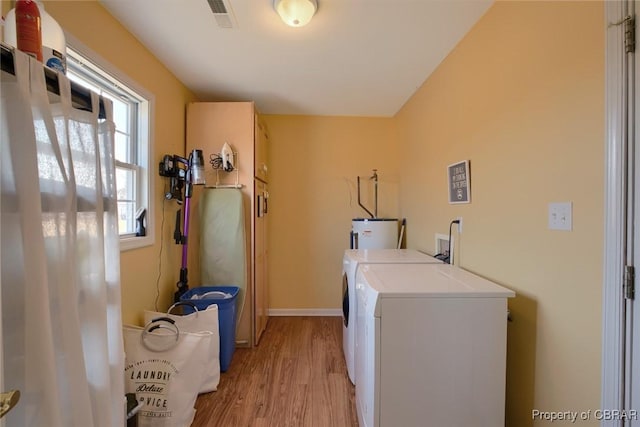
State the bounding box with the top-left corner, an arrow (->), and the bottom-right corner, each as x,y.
0,49 -> 124,426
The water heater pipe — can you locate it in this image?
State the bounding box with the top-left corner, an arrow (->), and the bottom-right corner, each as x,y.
371,169 -> 378,218
357,169 -> 378,219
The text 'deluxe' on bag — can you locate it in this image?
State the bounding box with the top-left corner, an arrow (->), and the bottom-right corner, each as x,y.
144,301 -> 221,393
123,318 -> 212,427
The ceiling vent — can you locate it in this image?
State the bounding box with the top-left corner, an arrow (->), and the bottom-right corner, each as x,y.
207,0 -> 237,29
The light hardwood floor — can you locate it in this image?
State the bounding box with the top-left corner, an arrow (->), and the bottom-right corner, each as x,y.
191,316 -> 359,427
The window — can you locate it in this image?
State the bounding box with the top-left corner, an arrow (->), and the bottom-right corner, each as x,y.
65,44 -> 154,251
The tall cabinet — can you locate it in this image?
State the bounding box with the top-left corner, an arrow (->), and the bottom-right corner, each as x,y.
186,101 -> 269,346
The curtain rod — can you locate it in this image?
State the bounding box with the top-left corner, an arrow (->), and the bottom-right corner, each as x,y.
1,43 -> 106,119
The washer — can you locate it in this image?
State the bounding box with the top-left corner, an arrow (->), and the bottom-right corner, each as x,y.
341,249 -> 442,384
354,263 -> 514,427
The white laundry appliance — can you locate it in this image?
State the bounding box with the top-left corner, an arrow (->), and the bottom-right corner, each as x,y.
350,218 -> 398,249
355,263 -> 515,427
341,249 -> 442,385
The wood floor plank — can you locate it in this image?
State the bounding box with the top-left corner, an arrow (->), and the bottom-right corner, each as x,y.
191,316 -> 357,427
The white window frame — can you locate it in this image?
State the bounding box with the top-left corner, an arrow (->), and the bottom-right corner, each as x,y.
64,33 -> 155,251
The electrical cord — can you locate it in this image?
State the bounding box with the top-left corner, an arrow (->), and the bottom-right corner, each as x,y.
154,193 -> 167,311
448,219 -> 460,265
209,153 -> 223,170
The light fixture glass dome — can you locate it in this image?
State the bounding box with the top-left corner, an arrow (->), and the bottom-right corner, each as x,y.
274,0 -> 317,27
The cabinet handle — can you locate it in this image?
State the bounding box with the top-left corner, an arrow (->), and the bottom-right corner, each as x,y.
264,192 -> 268,214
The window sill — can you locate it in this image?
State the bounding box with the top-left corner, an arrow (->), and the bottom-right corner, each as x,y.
120,234 -> 154,252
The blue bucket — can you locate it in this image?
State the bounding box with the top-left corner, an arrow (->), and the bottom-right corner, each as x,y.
180,286 -> 239,372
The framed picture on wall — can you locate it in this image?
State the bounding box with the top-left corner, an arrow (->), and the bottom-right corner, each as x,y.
448,160 -> 470,204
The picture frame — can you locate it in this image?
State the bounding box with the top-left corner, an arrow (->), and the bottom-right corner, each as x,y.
448,160 -> 470,204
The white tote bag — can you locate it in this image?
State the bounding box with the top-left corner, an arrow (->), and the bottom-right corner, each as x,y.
123,318 -> 212,427
144,301 -> 221,393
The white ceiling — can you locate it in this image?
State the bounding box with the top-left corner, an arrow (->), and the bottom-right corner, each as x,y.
99,0 -> 493,117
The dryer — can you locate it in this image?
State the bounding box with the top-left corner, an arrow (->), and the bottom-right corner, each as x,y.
354,263 -> 515,427
341,249 -> 442,384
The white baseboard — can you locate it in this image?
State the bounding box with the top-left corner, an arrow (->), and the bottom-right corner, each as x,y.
268,308 -> 342,317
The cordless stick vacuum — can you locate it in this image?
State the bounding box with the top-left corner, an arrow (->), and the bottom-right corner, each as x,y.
159,149 -> 206,302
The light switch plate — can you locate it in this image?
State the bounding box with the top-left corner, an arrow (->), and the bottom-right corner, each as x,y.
548,202 -> 572,231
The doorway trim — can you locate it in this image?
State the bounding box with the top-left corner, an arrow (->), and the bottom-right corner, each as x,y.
603,0 -> 630,421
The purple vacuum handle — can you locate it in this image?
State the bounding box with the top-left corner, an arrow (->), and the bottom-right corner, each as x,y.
181,196 -> 191,269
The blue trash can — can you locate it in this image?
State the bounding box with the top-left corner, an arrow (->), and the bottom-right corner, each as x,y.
180,286 -> 239,372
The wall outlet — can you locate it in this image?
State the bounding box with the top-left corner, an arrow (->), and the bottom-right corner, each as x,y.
456,217 -> 463,233
548,202 -> 572,231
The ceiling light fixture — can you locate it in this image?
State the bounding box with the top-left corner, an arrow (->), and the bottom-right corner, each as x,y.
274,0 -> 317,27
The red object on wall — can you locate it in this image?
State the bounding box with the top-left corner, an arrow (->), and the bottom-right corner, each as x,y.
15,0 -> 42,62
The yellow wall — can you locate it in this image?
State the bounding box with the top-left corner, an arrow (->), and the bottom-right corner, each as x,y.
41,0 -> 198,325
262,115 -> 400,309
396,2 -> 604,425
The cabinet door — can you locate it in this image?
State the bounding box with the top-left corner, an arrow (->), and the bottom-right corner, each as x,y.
254,181 -> 269,343
254,115 -> 269,182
